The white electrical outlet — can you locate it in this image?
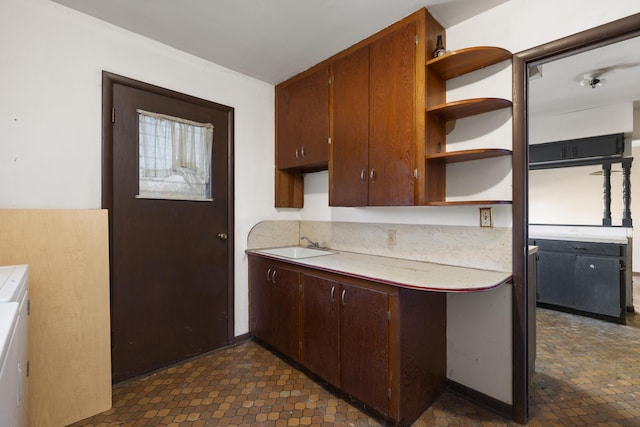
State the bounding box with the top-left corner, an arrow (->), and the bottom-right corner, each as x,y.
479,207 -> 493,227
387,230 -> 397,246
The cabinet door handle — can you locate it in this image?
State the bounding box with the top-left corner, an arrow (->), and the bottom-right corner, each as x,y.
272,270 -> 277,283
295,148 -> 299,159
300,146 -> 305,158
360,169 -> 366,182
341,289 -> 346,305
266,268 -> 272,283
330,286 -> 336,302
370,168 -> 376,182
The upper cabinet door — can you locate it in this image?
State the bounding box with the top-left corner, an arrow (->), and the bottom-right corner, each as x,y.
330,46 -> 370,206
369,22 -> 416,206
276,66 -> 330,170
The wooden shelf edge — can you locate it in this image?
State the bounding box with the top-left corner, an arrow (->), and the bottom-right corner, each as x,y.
424,200 -> 512,206
426,148 -> 512,163
426,98 -> 512,121
426,46 -> 512,80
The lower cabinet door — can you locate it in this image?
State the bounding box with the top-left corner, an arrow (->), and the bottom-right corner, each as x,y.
536,250 -> 576,308
248,257 -> 301,361
575,255 -> 622,318
270,265 -> 301,361
302,274 -> 340,386
249,259 -> 273,344
340,282 -> 389,416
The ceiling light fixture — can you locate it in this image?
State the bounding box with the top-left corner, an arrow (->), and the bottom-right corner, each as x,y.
580,76 -> 606,89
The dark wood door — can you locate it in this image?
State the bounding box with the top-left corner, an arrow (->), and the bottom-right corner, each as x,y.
330,46 -> 370,206
302,274 -> 340,386
109,81 -> 231,382
369,21 -> 416,206
340,282 -> 389,416
276,66 -> 329,170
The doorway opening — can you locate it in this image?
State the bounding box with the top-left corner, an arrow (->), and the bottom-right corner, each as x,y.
513,12 -> 640,424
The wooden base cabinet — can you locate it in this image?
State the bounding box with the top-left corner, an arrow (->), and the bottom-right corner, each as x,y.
249,256 -> 446,426
248,258 -> 302,361
301,274 -> 341,386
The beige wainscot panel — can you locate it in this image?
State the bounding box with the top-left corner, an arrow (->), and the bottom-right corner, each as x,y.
0,209 -> 111,426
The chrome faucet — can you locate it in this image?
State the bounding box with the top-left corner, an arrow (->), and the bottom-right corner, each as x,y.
300,236 -> 320,248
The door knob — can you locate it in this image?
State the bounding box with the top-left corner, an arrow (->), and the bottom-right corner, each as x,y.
217,233 -> 228,240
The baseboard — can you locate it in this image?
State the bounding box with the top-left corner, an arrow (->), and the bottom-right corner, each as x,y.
446,380 -> 513,422
232,332 -> 251,345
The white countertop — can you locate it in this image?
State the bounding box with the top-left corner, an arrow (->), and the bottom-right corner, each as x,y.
528,233 -> 628,244
248,248 -> 512,293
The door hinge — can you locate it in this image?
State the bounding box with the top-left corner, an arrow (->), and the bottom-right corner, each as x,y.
26,361 -> 30,377
299,341 -> 303,350
328,75 -> 333,85
111,107 -> 115,123
328,137 -> 332,145
388,387 -> 392,400
414,34 -> 419,45
620,261 -> 626,271
387,310 -> 391,321
413,168 -> 418,179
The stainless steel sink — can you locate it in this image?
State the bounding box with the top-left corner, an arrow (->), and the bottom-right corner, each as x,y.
257,246 -> 336,259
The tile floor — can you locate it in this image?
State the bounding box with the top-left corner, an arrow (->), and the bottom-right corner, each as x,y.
71,307 -> 640,426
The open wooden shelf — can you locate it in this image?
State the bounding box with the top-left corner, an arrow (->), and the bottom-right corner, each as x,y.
425,148 -> 512,163
426,46 -> 512,80
426,98 -> 512,121
425,200 -> 512,206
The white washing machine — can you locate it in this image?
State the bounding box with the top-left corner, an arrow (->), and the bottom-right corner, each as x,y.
0,265 -> 29,427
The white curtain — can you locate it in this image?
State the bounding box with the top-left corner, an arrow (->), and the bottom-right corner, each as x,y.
137,110 -> 214,200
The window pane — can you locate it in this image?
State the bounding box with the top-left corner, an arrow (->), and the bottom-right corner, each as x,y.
137,110 -> 213,201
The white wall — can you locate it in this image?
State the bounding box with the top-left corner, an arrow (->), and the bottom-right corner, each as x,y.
0,0 -> 299,337
529,103 -> 634,226
439,0 -> 640,405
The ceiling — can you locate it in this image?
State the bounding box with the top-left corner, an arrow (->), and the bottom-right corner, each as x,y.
528,36 -> 640,117
50,0 -> 640,120
50,0 -> 508,84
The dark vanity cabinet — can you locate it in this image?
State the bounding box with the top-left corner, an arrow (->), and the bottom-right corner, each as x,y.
248,254 -> 446,426
530,238 -> 626,323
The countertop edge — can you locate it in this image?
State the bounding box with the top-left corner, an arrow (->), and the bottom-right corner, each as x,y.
246,249 -> 512,293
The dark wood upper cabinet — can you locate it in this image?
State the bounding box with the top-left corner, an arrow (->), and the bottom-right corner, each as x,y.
276,66 -> 329,171
367,21 -> 417,206
274,9 -> 514,207
329,46 -> 370,206
276,8 -> 439,208
330,22 -> 417,206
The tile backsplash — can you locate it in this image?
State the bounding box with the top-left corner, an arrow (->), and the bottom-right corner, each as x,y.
248,220 -> 511,272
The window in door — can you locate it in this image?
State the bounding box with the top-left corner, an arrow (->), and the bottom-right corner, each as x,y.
137,109 -> 214,201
